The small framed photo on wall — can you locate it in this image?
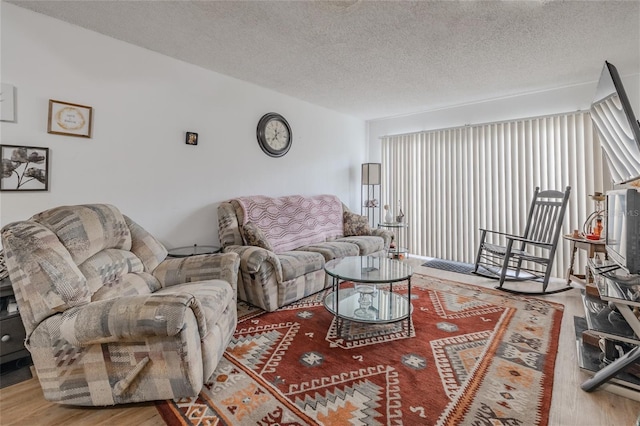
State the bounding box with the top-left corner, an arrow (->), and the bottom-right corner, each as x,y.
48,99 -> 93,138
0,145 -> 49,191
186,132 -> 198,145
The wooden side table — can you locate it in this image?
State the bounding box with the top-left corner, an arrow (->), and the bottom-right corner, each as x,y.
563,234 -> 607,285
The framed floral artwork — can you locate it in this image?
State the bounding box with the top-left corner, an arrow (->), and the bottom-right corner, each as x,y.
0,145 -> 49,191
47,99 -> 93,138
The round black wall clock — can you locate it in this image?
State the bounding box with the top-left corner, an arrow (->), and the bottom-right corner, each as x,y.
256,112 -> 292,158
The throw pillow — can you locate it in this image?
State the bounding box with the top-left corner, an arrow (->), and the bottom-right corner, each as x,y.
343,211 -> 371,236
242,222 -> 273,251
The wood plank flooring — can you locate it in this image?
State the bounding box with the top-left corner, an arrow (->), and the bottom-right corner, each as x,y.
0,260 -> 639,425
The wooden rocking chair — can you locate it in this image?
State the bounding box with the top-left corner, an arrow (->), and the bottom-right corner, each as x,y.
473,186 -> 572,295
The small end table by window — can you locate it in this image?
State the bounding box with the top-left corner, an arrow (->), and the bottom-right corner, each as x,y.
378,222 -> 409,259
563,234 -> 607,285
167,244 -> 221,258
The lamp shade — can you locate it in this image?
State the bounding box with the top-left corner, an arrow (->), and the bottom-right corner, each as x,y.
361,163 -> 381,185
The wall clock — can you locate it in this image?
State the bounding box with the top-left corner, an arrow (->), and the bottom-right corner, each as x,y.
256,112 -> 292,158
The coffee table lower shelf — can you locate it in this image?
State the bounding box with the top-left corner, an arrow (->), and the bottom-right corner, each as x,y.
324,287 -> 411,324
324,286 -> 413,339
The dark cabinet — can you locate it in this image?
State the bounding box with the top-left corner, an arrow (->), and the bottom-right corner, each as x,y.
0,277 -> 30,365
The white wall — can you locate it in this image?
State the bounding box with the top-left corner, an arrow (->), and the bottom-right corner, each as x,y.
368,73 -> 640,163
0,3 -> 366,247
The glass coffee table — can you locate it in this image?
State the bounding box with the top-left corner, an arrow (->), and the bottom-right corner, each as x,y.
324,256 -> 413,335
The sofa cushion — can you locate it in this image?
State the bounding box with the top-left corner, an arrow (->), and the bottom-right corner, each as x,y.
277,251 -> 325,281
241,222 -> 273,251
336,236 -> 384,255
78,249 -> 145,295
32,204 -> 132,265
235,195 -> 343,254
91,272 -> 161,301
296,241 -> 359,262
343,211 -> 371,236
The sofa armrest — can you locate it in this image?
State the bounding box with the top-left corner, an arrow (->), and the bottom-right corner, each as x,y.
370,228 -> 394,249
153,252 -> 240,290
59,293 -> 207,346
223,245 -> 283,283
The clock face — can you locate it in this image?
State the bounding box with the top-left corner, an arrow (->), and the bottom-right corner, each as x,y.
265,120 -> 289,150
257,113 -> 292,157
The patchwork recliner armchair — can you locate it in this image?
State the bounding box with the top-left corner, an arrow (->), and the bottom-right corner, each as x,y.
1,204 -> 239,406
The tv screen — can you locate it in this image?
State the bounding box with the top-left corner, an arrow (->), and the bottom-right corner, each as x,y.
606,188 -> 640,274
590,61 -> 640,185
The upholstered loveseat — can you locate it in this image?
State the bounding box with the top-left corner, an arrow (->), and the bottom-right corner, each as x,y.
1,204 -> 239,406
217,194 -> 392,311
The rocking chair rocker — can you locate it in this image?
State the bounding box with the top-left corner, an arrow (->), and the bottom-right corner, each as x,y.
473,186 -> 572,295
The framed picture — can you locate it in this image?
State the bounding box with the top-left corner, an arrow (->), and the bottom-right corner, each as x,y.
47,99 -> 92,138
0,145 -> 49,191
186,131 -> 198,145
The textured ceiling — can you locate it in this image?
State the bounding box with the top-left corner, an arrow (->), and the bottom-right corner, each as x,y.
7,0 -> 640,120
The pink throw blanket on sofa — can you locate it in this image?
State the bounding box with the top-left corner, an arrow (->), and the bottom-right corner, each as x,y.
235,194 -> 344,254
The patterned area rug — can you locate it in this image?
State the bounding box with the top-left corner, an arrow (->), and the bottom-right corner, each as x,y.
156,274 -> 563,425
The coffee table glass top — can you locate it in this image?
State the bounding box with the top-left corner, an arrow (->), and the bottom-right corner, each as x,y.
324,255 -> 413,283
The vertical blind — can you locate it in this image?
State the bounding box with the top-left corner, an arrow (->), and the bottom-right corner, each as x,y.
381,111 -> 604,278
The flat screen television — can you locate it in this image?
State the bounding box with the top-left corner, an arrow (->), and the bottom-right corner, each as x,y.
590,61 -> 640,185
605,188 -> 640,274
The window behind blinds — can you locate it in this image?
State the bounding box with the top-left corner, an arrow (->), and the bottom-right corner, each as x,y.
381,111 -> 604,277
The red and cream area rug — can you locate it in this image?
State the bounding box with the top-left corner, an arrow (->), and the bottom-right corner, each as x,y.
156,274 -> 563,425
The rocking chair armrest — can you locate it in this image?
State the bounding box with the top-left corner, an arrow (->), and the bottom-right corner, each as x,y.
479,229 -> 553,249
478,228 -> 519,238
479,228 -> 516,244
503,234 -> 554,248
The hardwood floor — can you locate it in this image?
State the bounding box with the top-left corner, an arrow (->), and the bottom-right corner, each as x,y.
1,259 -> 639,425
